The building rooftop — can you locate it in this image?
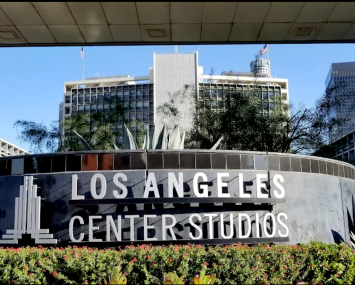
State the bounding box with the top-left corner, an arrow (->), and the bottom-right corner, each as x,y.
0,137 -> 29,157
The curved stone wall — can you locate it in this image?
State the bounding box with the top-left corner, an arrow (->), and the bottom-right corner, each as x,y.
0,150 -> 354,246
1,150 -> 354,178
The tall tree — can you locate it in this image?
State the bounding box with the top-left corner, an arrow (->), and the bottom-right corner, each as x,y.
14,97 -> 127,153
184,73 -> 350,156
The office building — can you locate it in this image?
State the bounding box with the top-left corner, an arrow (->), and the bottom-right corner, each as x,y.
0,137 -> 29,157
59,53 -> 288,145
331,129 -> 355,165
325,62 -> 355,142
199,57 -> 288,114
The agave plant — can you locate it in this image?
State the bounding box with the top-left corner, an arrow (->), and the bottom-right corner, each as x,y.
73,123 -> 223,150
120,124 -> 186,150
342,231 -> 355,249
190,267 -> 216,285
162,272 -> 185,284
104,266 -> 127,285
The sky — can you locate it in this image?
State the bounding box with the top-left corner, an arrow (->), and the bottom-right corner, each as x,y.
1,43 -> 355,152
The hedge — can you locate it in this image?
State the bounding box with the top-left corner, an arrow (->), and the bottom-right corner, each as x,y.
0,241 -> 355,284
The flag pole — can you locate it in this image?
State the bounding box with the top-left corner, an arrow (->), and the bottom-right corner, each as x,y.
81,47 -> 84,81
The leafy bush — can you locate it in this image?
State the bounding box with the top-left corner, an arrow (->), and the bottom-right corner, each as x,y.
0,241 -> 355,284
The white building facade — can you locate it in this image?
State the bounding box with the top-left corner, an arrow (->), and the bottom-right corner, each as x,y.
0,138 -> 29,157
59,52 -> 289,143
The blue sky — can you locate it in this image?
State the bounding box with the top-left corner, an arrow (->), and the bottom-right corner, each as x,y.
1,43 -> 355,152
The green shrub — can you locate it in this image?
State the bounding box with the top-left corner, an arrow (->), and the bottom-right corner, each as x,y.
0,241 -> 354,284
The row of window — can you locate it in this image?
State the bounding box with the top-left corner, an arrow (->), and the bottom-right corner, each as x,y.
198,90 -> 287,101
71,84 -> 153,95
69,104 -> 153,112
198,100 -> 287,111
67,94 -> 153,104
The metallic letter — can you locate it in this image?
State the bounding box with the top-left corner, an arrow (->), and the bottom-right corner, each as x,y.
69,216 -> 84,242
256,173 -> 268,198
205,213 -> 217,239
263,213 -> 276,238
277,213 -> 289,237
72,174 -> 84,200
217,173 -> 230,197
125,215 -> 139,241
162,214 -> 177,240
113,173 -> 128,199
89,216 -> 102,242
144,214 -> 158,241
143,173 -> 160,198
106,215 -> 122,242
220,214 -> 234,239
193,172 -> 209,197
189,214 -> 203,240
91,174 -> 107,199
168,172 -> 184,198
238,213 -> 251,238
273,174 -> 285,199
239,173 -> 251,198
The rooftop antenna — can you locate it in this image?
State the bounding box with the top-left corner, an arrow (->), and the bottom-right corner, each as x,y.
174,45 -> 178,54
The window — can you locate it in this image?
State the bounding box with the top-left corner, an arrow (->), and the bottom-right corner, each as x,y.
263,102 -> 269,111
269,90 -> 274,99
262,91 -> 268,100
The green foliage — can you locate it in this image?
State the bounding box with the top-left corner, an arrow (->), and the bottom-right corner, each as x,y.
191,265 -> 216,284
342,231 -> 355,251
156,87 -> 195,132
184,72 -> 351,156
13,120 -> 61,154
186,86 -> 292,152
162,272 -> 185,284
125,118 -> 145,149
1,242 -> 355,284
14,98 -> 128,153
107,266 -> 127,284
